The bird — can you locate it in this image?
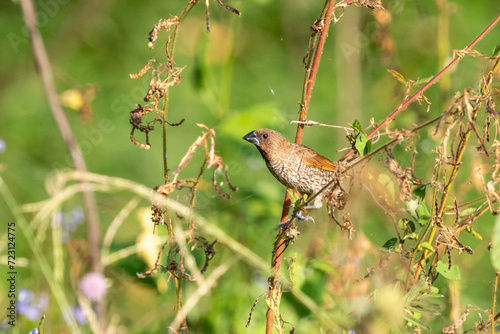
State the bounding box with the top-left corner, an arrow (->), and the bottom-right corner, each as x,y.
243,128 -> 337,213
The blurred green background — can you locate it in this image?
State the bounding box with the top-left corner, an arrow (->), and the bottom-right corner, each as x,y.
1,0 -> 500,333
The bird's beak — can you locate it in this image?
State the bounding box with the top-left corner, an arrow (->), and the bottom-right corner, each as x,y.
243,131 -> 259,146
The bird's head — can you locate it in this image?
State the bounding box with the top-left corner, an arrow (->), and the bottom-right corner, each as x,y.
243,129 -> 288,156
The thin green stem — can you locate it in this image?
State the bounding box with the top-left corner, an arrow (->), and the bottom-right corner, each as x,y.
413,54 -> 500,283
162,1 -> 198,184
156,4 -> 199,332
412,160 -> 442,284
175,276 -> 183,332
189,157 -> 208,232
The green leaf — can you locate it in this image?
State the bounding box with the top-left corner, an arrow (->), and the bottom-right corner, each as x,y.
350,119 -> 364,133
436,260 -> 461,280
405,199 -> 430,225
415,292 -> 444,301
399,218 -> 416,233
406,304 -> 441,316
459,207 -> 477,217
355,133 -> 370,156
287,189 -> 300,206
403,232 -> 418,240
406,199 -> 419,220
364,139 -> 372,155
413,184 -> 426,201
416,202 -> 431,225
405,306 -> 424,317
419,242 -> 434,252
493,44 -> 500,57
403,313 -> 429,330
382,237 -> 398,249
465,226 -> 483,240
398,219 -> 405,229
355,133 -> 367,154
422,285 -> 440,294
491,215 -> 500,271
413,76 -> 433,87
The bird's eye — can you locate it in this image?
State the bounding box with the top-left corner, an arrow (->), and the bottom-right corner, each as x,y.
262,133 -> 269,140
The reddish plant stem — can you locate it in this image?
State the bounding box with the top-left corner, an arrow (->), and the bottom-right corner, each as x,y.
295,0 -> 350,144
340,13 -> 500,161
266,1 -> 348,332
265,194 -> 291,334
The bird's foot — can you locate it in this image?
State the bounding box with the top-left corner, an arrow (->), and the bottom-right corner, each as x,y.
276,208 -> 315,230
277,222 -> 288,229
292,208 -> 315,223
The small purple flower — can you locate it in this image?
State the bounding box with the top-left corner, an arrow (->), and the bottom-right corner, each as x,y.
18,288 -> 34,304
18,289 -> 48,321
72,305 -> 87,324
80,272 -> 108,302
0,138 -> 5,153
29,329 -> 39,334
52,206 -> 85,243
71,206 -> 85,226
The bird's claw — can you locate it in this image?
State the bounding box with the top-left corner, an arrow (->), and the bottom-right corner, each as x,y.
277,221 -> 289,230
275,208 -> 315,231
292,209 -> 315,223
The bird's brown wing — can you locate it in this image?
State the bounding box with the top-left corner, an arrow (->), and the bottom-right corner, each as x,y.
300,145 -> 336,172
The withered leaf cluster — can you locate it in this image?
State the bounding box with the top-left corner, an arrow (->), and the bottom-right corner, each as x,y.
129,10 -> 239,290
151,124 -> 237,226
137,236 -> 216,281
129,59 -> 185,150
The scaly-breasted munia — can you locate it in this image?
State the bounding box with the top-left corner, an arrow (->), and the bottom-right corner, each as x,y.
243,128 -> 337,209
